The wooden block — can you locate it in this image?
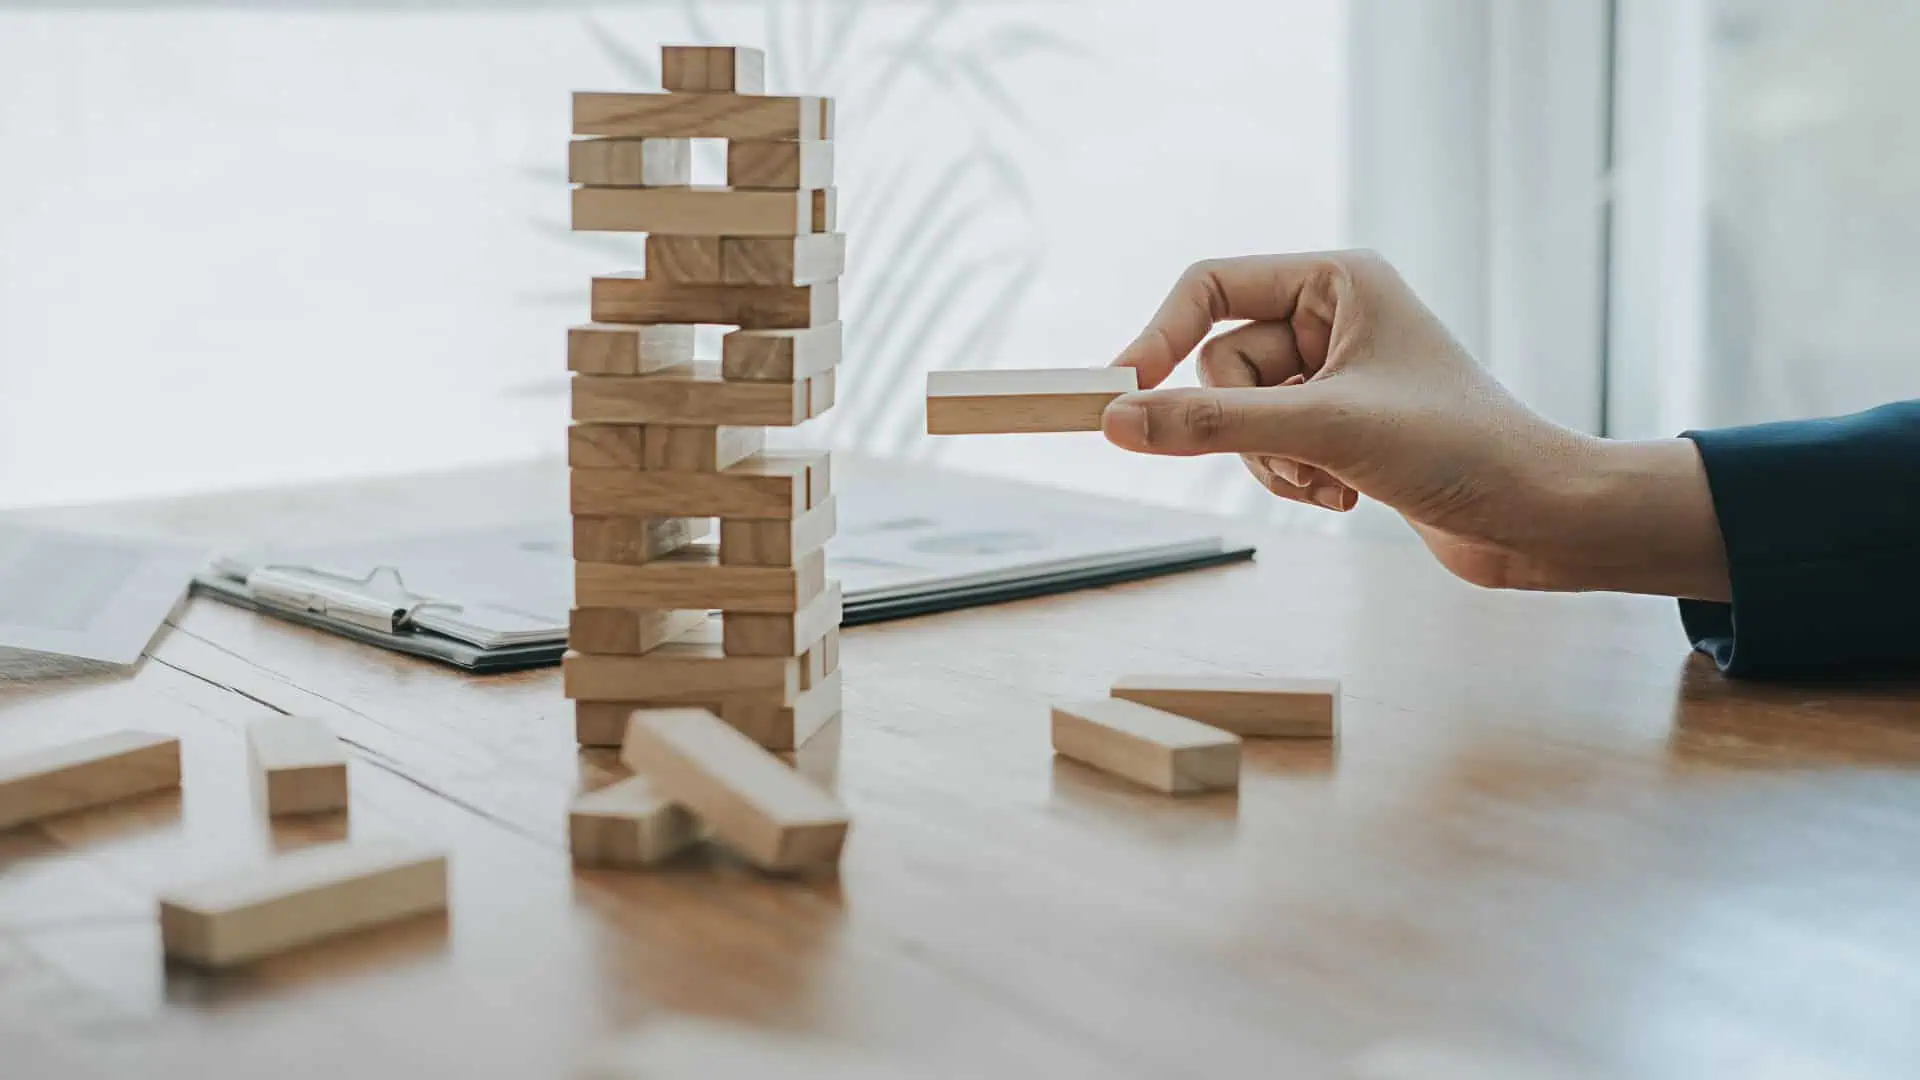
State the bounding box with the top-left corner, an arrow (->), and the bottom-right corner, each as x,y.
569,776 -> 699,868
573,516 -> 704,566
571,450 -> 824,519
0,731 -> 180,829
642,425 -> 766,471
720,495 -> 836,567
724,581 -> 842,656
246,715 -> 348,817
576,545 -> 829,614
621,707 -> 848,871
1110,676 -> 1340,738
727,140 -> 834,190
644,234 -> 723,283
925,368 -> 1141,434
157,839 -> 447,969
809,368 -> 837,418
564,647 -> 798,704
568,323 -> 696,377
572,366 -> 809,427
660,46 -> 765,94
574,672 -> 840,752
1050,698 -> 1241,795
591,275 -> 838,330
721,233 -> 844,286
569,607 -> 708,656
568,424 -> 648,469
575,92 -> 830,140
568,137 -> 691,187
799,630 -> 837,690
812,189 -> 836,232
573,187 -> 828,236
721,324 -> 841,383
820,625 -> 840,679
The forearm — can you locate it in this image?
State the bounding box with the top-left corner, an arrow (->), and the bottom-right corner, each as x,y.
1546,437 -> 1731,601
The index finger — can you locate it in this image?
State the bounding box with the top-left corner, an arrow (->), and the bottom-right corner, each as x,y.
1112,253 -> 1336,388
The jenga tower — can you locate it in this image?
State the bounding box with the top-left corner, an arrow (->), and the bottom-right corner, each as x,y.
563,45 -> 843,754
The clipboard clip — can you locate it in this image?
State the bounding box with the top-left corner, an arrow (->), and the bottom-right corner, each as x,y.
247,564 -> 433,634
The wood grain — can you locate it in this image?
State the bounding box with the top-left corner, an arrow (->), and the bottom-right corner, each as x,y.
642,425 -> 766,472
572,365 -> 811,426
727,139 -> 834,190
590,275 -> 838,330
567,323 -> 696,376
1051,698 -> 1242,794
722,323 -> 842,383
569,775 -> 700,868
573,186 -> 825,236
564,648 -> 799,704
926,368 -> 1141,434
567,137 -> 691,187
660,46 -> 766,94
720,495 -> 836,567
643,234 -> 723,283
568,607 -> 708,656
0,731 -> 180,829
573,92 -> 830,140
575,545 -> 828,613
724,582 -> 843,656
722,234 -> 845,286
572,515 -> 704,565
570,451 -> 824,520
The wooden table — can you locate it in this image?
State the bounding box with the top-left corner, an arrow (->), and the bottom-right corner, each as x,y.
7,461 -> 1920,1079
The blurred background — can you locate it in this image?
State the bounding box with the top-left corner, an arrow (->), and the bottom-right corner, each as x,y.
2,0 -> 1916,522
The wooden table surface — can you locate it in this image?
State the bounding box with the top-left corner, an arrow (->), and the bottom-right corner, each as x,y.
7,461 -> 1920,1079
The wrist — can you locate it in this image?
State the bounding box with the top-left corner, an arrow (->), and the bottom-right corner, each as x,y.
1545,436 -> 1731,599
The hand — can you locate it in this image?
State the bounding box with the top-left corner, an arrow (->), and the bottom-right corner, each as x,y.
1102,251 -> 1730,600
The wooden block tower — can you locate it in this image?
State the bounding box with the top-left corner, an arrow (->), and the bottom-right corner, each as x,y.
563,45 -> 844,754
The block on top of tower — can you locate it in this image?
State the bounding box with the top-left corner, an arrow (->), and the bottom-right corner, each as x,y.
661,46 -> 767,94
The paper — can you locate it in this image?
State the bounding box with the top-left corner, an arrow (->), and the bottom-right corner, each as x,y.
0,522 -> 206,668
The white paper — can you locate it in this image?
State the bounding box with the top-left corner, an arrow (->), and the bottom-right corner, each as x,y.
0,522 -> 206,667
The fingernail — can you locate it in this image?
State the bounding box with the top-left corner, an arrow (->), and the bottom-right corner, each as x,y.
1102,399 -> 1148,448
1264,457 -> 1304,487
1312,486 -> 1347,511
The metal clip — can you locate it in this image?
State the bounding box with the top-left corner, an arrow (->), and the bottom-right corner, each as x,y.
246,565 -> 424,634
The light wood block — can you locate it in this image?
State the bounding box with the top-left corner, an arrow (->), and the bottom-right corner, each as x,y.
564,646 -> 798,704
573,187 -> 831,236
1110,676 -> 1340,738
809,367 -> 837,417
722,234 -> 845,286
722,324 -> 841,383
568,424 -> 648,469
800,630 -> 837,690
660,46 -> 766,94
567,323 -> 696,377
727,140 -> 834,190
573,672 -> 840,752
246,715 -> 348,817
591,274 -> 838,330
573,516 -> 704,566
157,839 -> 447,969
643,425 -> 766,471
575,545 -> 829,614
567,137 -> 691,187
621,708 -> 848,871
571,450 -> 825,520
0,730 -> 180,829
925,368 -> 1140,434
644,235 -> 722,283
720,495 -> 836,567
724,581 -> 842,656
574,92 -> 831,140
572,366 -> 811,426
569,776 -> 700,868
1050,698 -> 1241,795
568,607 -> 708,656
820,623 -> 840,677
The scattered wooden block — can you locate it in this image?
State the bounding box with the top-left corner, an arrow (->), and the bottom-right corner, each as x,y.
728,140 -> 834,190
567,323 -> 696,377
621,708 -> 848,871
572,365 -> 811,426
573,186 -> 831,236
720,495 -> 836,566
721,324 -> 841,383
564,645 -> 798,704
660,45 -> 766,94
571,450 -> 826,519
809,367 -> 837,417
573,516 -> 704,566
569,776 -> 700,868
574,92 -> 831,140
573,672 -> 840,752
926,367 -> 1141,434
246,715 -> 348,817
643,425 -> 766,471
723,581 -> 842,656
591,277 -> 838,331
644,234 -> 723,283
568,607 -> 708,656
576,545 -> 829,614
157,839 -> 447,969
0,731 -> 181,829
1110,676 -> 1339,738
567,137 -> 692,187
1050,698 -> 1240,795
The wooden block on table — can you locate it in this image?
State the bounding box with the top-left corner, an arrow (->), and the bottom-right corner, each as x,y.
621,708 -> 848,871
1050,698 -> 1241,795
660,45 -> 766,94
0,731 -> 180,829
157,839 -> 446,969
926,368 -> 1140,434
568,137 -> 691,187
569,607 -> 708,656
572,365 -> 811,426
575,92 -> 831,140
564,646 -> 798,705
809,368 -> 837,417
720,495 -> 836,567
568,323 -> 695,376
591,276 -> 838,331
643,425 -> 766,471
575,544 -> 828,614
644,235 -> 723,283
246,715 -> 348,817
571,450 -> 826,520
1110,676 -> 1340,738
569,775 -> 699,868
573,516 -> 704,566
724,581 -> 842,656
573,187 -> 831,236
728,140 -> 834,190
573,671 -> 840,752
721,324 -> 841,383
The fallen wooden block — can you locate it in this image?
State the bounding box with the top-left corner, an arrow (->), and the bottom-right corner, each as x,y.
573,186 -> 833,236
574,92 -> 831,140
925,367 -> 1140,434
728,139 -> 834,190
567,323 -> 696,377
567,137 -> 691,187
246,716 -> 348,817
571,366 -> 812,427
573,516 -> 704,566
573,672 -> 840,752
622,708 -> 848,871
1050,698 -> 1240,794
158,839 -> 447,968
569,775 -> 700,868
1110,675 -> 1340,738
0,731 -> 181,829
660,45 -> 766,94
720,495 -> 837,567
590,276 -> 838,331
721,324 -> 841,383
575,545 -> 830,614
723,582 -> 842,656
570,450 -> 826,519
568,607 -> 708,656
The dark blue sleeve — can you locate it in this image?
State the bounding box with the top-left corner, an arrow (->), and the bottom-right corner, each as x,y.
1678,400 -> 1920,679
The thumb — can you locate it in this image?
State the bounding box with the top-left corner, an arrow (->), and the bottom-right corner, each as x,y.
1101,384 -> 1333,458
